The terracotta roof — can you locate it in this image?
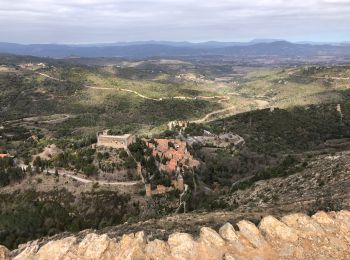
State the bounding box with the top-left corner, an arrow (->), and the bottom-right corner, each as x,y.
0,154 -> 9,158
147,138 -> 199,173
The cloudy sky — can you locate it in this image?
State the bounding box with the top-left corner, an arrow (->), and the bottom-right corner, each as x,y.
0,0 -> 349,43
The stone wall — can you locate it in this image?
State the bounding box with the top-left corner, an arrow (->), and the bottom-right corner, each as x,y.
96,133 -> 135,150
3,210 -> 350,260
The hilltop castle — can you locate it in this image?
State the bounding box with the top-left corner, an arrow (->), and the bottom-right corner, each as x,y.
96,130 -> 135,150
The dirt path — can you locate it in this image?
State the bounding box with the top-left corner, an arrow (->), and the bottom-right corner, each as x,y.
30,71 -> 235,124
311,76 -> 350,80
85,86 -> 230,103
85,86 -> 241,124
17,163 -> 140,186
35,72 -> 66,82
4,114 -> 72,125
41,114 -> 72,124
53,169 -> 140,186
192,105 -> 237,123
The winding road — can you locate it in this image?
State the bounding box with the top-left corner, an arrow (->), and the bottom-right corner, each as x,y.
85,85 -> 235,123
54,170 -> 140,186
86,86 -> 230,103
30,70 -> 241,124
18,163 -> 140,186
191,105 -> 237,123
35,72 -> 66,82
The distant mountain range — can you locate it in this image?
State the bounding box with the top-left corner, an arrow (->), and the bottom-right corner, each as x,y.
0,40 -> 350,58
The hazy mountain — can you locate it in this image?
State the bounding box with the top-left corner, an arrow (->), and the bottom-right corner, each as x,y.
249,38 -> 284,44
1,41 -> 350,58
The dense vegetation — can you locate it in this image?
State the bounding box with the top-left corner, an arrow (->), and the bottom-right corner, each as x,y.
186,101 -> 350,192
0,189 -> 136,249
209,103 -> 350,154
230,155 -> 301,192
0,72 -> 84,121
128,138 -> 171,186
0,157 -> 25,187
0,59 -> 220,137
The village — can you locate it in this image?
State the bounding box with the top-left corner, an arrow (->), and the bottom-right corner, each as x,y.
91,127 -> 245,198
0,124 -> 245,199
94,129 -> 199,197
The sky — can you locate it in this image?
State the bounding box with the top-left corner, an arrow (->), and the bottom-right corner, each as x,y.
0,0 -> 349,44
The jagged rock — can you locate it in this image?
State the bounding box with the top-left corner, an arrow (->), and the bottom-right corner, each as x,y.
281,213 -> 325,238
312,211 -> 350,247
77,234 -> 117,260
219,223 -> 239,242
0,245 -> 10,260
5,210 -> 350,260
334,210 -> 350,246
35,236 -> 77,260
12,240 -> 40,260
259,215 -> 298,242
199,227 -> 225,247
237,220 -> 268,248
117,231 -> 146,260
260,216 -> 304,258
168,232 -> 197,260
197,227 -> 226,259
144,239 -> 170,260
312,211 -> 338,233
219,222 -> 257,259
335,210 -> 350,232
312,211 -> 335,225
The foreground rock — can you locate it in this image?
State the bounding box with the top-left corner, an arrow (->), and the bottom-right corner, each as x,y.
2,210 -> 349,260
0,246 -> 10,260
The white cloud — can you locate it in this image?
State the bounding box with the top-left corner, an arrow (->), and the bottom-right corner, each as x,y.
0,0 -> 349,43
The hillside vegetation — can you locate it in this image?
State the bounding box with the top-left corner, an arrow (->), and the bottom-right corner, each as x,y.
1,54 -> 350,251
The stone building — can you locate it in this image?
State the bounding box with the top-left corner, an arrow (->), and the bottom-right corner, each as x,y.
186,131 -> 245,149
96,130 -> 135,149
146,138 -> 199,173
167,120 -> 189,131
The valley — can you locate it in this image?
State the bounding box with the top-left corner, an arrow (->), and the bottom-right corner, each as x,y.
0,54 -> 350,251
2,0 -> 350,257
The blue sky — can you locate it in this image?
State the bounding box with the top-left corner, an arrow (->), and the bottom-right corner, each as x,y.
0,0 -> 349,43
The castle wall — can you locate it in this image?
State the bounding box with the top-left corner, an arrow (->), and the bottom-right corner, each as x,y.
97,134 -> 135,149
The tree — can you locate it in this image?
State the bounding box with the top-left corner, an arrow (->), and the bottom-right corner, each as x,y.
27,165 -> 33,175
83,165 -> 97,176
119,150 -> 128,159
124,157 -> 137,169
97,152 -> 103,162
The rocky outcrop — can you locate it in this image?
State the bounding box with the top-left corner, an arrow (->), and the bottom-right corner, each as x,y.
0,246 -> 10,260
228,151 -> 350,215
3,210 -> 350,260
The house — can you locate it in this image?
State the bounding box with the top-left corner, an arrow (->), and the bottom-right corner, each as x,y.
96,130 -> 135,150
187,131 -> 245,149
146,138 -> 199,173
0,154 -> 10,159
168,120 -> 189,131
